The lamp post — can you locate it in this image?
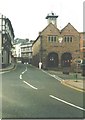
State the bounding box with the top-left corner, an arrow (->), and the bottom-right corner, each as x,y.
40,35 -> 43,62
75,62 -> 78,82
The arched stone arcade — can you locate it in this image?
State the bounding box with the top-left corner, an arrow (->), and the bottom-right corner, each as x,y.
46,52 -> 59,68
61,52 -> 72,67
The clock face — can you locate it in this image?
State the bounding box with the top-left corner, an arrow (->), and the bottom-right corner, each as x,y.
51,20 -> 54,24
58,37 -> 63,43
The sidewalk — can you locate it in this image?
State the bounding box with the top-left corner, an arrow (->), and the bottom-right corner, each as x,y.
0,63 -> 16,72
61,80 -> 85,92
47,70 -> 85,92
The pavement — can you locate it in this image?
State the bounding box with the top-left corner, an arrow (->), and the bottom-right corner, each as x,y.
0,63 -> 85,92
61,80 -> 85,92
45,70 -> 85,92
0,63 -> 16,72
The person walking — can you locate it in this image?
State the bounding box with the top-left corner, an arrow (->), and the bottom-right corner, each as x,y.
39,61 -> 42,69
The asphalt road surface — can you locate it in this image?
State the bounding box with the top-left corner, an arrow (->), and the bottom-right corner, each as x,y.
1,63 -> 85,119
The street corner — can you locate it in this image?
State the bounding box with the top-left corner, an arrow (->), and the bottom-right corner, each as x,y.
61,79 -> 85,92
0,63 -> 16,72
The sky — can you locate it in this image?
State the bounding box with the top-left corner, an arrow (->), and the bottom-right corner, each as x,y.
0,0 -> 84,40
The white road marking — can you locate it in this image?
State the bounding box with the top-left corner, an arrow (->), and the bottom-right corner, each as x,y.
19,74 -> 22,79
22,71 -> 25,74
22,67 -> 27,74
42,70 -> 64,81
20,67 -> 27,79
49,95 -> 85,111
23,80 -> 38,90
26,67 -> 27,71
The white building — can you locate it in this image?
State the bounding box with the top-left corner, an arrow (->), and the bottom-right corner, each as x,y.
21,42 -> 33,63
0,13 -> 15,68
12,43 -> 21,58
12,38 -> 33,63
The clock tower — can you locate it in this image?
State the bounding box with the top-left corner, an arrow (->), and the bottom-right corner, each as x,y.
46,12 -> 58,27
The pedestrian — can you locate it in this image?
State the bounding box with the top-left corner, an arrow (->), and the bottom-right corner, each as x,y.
39,61 -> 42,69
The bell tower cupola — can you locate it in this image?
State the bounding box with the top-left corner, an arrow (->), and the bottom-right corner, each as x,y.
46,12 -> 58,27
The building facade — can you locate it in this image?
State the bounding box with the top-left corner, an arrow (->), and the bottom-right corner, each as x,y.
32,12 -> 83,70
80,32 -> 85,58
12,43 -> 21,58
12,38 -> 33,63
21,42 -> 33,63
0,14 -> 15,68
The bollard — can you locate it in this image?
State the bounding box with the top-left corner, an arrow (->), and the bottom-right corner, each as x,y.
74,73 -> 78,82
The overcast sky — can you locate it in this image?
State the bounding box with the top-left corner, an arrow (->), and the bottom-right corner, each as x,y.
0,0 -> 84,40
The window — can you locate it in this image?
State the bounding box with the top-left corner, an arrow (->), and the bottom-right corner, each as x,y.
48,36 -> 57,43
2,51 -> 3,63
2,57 -> 3,63
51,36 -> 53,42
64,36 -> 73,43
48,36 -> 51,42
70,37 -> 72,42
54,36 -> 56,42
67,37 -> 69,42
65,37 -> 66,42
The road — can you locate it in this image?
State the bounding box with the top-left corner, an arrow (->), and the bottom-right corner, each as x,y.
1,63 -> 85,119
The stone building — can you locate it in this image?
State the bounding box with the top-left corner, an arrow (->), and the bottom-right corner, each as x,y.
80,32 -> 85,58
32,12 -> 82,70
